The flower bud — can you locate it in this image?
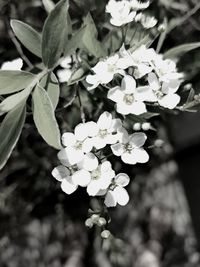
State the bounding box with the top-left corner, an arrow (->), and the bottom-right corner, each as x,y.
101,230 -> 111,239
133,122 -> 141,131
85,218 -> 93,228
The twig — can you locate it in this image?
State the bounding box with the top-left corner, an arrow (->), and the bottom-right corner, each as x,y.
56,87 -> 77,113
77,85 -> 86,123
167,1 -> 200,33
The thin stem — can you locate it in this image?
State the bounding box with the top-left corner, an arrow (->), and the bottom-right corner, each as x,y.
77,85 -> 86,123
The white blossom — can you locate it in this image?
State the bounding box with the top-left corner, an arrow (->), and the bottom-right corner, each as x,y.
71,159 -> 115,196
51,165 -> 78,194
111,128 -> 149,164
148,72 -> 181,109
106,0 -> 136,27
1,58 -> 23,70
86,55 -> 124,90
130,0 -> 150,10
107,75 -> 154,115
135,13 -> 157,28
104,173 -> 130,207
61,122 -> 96,165
90,111 -> 122,149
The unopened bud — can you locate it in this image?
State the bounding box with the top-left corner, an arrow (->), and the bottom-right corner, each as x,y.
85,218 -> 93,228
133,122 -> 141,131
97,217 -> 107,227
101,230 -> 111,239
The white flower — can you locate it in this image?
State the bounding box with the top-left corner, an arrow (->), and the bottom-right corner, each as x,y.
104,173 -> 130,207
86,55 -> 124,90
61,122 -> 96,165
52,153 -> 99,194
106,0 -> 136,27
57,56 -> 72,83
130,0 -> 150,10
111,128 -> 149,164
108,75 -> 154,115
135,13 -> 157,29
91,111 -> 122,149
1,58 -> 23,70
51,165 -> 78,194
71,159 -> 115,196
148,72 -> 181,109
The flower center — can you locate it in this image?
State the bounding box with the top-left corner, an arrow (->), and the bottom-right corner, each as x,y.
74,140 -> 83,150
98,129 -> 108,138
91,168 -> 101,180
107,64 -> 116,73
155,90 -> 164,99
123,94 -> 134,105
124,143 -> 133,153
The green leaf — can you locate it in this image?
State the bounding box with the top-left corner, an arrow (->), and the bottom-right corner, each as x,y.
0,70 -> 36,95
82,13 -> 106,58
164,42 -> 200,59
42,0 -> 69,68
32,84 -> 61,149
40,73 -> 60,110
68,67 -> 86,85
64,26 -> 87,56
0,101 -> 26,170
11,20 -> 42,58
42,0 -> 55,13
0,87 -> 32,115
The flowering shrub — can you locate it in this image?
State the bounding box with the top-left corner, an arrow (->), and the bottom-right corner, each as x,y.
0,0 -> 200,242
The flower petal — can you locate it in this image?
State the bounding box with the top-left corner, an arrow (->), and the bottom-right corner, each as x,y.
62,132 -> 76,147
82,138 -> 94,153
107,86 -> 124,103
111,143 -> 124,156
129,132 -> 147,147
57,148 -> 71,167
78,152 -> 98,171
121,75 -> 136,93
51,165 -> 70,182
97,111 -> 112,129
87,180 -> 102,196
72,169 -> 91,187
114,173 -> 130,187
74,123 -> 89,141
113,186 -> 129,206
104,190 -> 117,207
121,152 -> 137,165
158,93 -> 180,109
131,147 -> 149,163
148,72 -> 160,91
65,147 -> 84,165
61,178 -> 78,194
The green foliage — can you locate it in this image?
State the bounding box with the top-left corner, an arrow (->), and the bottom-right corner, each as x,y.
11,20 -> 42,58
42,0 -> 55,13
81,13 -> 106,58
64,26 -> 87,56
164,42 -> 200,59
40,73 -> 60,110
0,71 -> 35,95
32,85 -> 61,149
0,87 -> 32,115
0,101 -> 26,170
42,0 -> 69,69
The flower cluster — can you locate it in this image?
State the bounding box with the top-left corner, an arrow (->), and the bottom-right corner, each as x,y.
86,45 -> 183,112
52,111 -> 149,207
106,0 -> 157,28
